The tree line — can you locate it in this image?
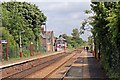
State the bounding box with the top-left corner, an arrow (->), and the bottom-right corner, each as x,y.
1,1 -> 47,59
84,2 -> 120,79
62,28 -> 84,49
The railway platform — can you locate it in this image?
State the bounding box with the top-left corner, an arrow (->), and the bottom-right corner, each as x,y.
1,51 -> 66,67
65,51 -> 108,79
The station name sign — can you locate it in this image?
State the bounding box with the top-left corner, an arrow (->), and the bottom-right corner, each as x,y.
0,40 -> 7,43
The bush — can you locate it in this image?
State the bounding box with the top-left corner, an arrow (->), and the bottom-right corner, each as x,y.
2,27 -> 19,60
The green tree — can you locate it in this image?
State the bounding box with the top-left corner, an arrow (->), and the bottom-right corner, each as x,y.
61,28 -> 83,49
84,2 -> 120,79
71,28 -> 80,40
1,1 -> 47,59
2,27 -> 19,59
2,2 -> 47,52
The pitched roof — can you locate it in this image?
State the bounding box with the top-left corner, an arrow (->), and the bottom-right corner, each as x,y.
57,37 -> 66,41
40,31 -> 53,39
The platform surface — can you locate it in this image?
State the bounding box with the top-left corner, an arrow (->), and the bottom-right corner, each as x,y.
0,51 -> 65,68
66,51 -> 108,79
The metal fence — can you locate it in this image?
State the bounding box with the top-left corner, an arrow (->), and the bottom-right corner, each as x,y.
2,43 -> 46,60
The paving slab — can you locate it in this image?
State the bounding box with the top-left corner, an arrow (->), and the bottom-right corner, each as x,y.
65,51 -> 108,79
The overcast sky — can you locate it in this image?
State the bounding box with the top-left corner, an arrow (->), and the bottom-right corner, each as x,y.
1,0 -> 93,41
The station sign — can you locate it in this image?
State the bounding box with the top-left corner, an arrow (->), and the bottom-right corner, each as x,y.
1,40 -> 7,43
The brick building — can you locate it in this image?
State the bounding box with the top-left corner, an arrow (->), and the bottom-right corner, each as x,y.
40,27 -> 54,52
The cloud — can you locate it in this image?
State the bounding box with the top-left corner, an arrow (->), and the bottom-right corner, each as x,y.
1,0 -> 92,40
36,2 -> 91,19
36,2 -> 91,12
1,0 -> 91,2
34,2 -> 92,39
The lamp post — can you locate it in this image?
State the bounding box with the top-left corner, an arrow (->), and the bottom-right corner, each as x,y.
19,31 -> 25,58
30,42 -> 33,56
19,32 -> 22,57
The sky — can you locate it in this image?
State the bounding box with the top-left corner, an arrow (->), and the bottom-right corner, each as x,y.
1,0 -> 93,41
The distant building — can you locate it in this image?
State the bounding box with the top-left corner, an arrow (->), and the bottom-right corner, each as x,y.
40,26 -> 54,52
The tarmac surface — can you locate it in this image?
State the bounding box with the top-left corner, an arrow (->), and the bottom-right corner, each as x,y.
65,51 -> 108,79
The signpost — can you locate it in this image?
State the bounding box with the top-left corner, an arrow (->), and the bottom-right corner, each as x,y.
1,40 -> 8,60
1,40 -> 7,43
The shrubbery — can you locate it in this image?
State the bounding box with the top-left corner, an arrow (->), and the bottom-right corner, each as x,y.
1,2 -> 47,59
90,2 -> 120,79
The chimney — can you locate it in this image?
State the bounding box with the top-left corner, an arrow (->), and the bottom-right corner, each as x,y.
41,26 -> 45,33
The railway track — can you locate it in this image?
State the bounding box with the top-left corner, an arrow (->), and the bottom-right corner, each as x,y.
25,49 -> 83,79
48,50 -> 85,80
1,49 -> 83,80
1,51 -> 67,79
